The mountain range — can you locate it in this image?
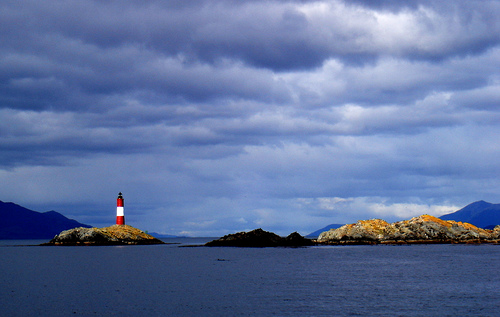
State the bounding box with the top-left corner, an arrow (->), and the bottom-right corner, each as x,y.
0,200 -> 91,239
440,200 -> 500,229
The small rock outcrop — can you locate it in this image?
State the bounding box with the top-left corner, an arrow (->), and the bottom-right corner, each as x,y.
318,215 -> 500,245
42,225 -> 165,245
205,228 -> 314,247
282,231 -> 316,247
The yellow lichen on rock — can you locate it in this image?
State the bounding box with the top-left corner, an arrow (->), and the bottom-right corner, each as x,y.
43,225 -> 164,246
317,214 -> 500,244
416,214 -> 452,227
101,225 -> 158,241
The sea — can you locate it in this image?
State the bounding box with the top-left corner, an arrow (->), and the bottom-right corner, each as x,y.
0,238 -> 499,316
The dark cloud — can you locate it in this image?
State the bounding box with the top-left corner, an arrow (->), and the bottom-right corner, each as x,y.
3,1 -> 499,82
1,1 -> 500,235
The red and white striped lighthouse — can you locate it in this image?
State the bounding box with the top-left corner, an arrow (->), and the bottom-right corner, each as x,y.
116,192 -> 125,225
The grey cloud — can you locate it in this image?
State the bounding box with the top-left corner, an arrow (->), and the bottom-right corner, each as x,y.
450,84 -> 500,111
1,0 -> 498,114
3,1 -> 499,78
1,0 -> 500,235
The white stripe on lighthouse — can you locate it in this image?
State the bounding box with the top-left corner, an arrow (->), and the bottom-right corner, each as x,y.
116,206 -> 124,216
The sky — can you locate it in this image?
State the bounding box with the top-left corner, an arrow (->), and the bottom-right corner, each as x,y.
1,0 -> 500,236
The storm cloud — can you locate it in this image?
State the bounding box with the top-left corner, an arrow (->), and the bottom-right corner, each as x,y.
1,0 -> 499,236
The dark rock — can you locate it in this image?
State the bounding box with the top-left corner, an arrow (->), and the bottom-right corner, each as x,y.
205,228 -> 314,247
283,232 -> 315,246
205,228 -> 282,247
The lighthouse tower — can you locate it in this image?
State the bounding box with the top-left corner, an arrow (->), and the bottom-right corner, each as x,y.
116,192 -> 125,225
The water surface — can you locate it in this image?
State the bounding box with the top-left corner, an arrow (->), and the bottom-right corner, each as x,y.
0,241 -> 498,316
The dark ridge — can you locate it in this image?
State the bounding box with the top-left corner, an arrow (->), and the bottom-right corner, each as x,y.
0,200 -> 91,239
440,201 -> 500,229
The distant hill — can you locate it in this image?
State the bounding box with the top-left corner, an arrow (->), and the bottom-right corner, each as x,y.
440,201 -> 500,229
0,200 -> 91,239
307,224 -> 345,238
148,232 -> 184,238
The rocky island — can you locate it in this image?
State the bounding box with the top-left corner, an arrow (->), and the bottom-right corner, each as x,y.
205,228 -> 315,247
42,224 -> 165,246
206,215 -> 500,247
317,214 -> 500,245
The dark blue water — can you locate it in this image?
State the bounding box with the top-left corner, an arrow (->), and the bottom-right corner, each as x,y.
0,240 -> 499,316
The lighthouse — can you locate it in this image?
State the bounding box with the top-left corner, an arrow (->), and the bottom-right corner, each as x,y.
116,192 -> 125,225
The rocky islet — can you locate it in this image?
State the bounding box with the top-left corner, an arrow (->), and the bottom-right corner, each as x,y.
317,214 -> 500,245
42,224 -> 165,246
205,228 -> 315,247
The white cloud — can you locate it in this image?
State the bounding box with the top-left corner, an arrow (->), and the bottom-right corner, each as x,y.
296,196 -> 459,221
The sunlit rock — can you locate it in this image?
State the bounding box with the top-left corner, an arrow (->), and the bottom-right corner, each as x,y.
42,224 -> 165,245
318,215 -> 500,245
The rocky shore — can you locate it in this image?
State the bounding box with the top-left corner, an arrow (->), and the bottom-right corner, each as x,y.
205,228 -> 315,247
42,225 -> 165,246
43,215 -> 500,247
317,214 -> 500,245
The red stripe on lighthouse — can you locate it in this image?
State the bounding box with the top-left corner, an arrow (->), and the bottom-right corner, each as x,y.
116,215 -> 124,225
116,192 -> 125,225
